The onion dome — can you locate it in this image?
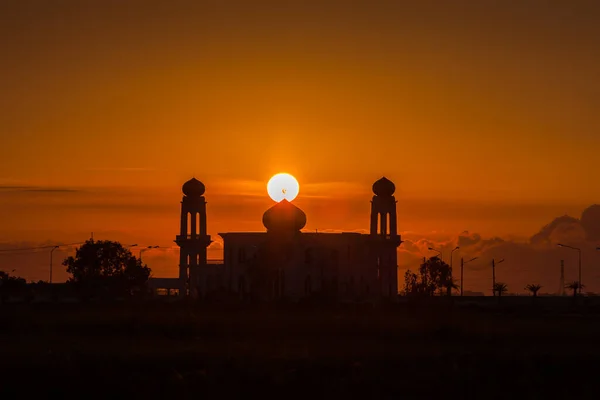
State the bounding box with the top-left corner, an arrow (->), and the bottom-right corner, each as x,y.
263,199 -> 307,232
372,176 -> 395,196
182,178 -> 205,197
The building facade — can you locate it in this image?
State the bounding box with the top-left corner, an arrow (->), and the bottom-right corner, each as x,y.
152,177 -> 402,301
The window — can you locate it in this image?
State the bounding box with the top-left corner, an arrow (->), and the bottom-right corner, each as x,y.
385,213 -> 392,237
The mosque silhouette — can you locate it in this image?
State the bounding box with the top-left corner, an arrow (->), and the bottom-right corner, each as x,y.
149,177 -> 402,301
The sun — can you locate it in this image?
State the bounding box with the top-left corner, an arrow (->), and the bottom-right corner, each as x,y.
267,173 -> 299,202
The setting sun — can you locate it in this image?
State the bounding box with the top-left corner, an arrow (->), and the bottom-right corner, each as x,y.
267,173 -> 300,202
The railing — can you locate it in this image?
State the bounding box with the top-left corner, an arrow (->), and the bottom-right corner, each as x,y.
207,259 -> 224,265
176,234 -> 211,240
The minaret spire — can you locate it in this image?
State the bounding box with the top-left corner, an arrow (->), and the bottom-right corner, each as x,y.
176,178 -> 211,298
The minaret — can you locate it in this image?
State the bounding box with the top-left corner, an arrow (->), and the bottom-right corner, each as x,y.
175,178 -> 211,298
370,177 -> 402,298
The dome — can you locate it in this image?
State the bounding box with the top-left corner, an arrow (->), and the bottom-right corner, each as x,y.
182,178 -> 205,197
263,200 -> 307,232
372,176 -> 395,196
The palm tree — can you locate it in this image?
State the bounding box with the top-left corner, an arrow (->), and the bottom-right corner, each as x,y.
565,281 -> 584,297
443,277 -> 460,296
493,282 -> 508,297
524,284 -> 542,297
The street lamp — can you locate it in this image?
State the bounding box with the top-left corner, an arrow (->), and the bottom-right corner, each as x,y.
49,245 -> 59,283
558,243 -> 582,295
428,247 -> 442,262
450,246 -> 460,271
450,246 -> 460,269
140,245 -> 159,261
460,256 -> 478,296
445,246 -> 460,296
492,258 -> 504,296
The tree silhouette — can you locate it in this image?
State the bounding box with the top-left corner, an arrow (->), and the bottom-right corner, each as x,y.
0,271 -> 27,302
442,277 -> 460,296
404,257 -> 453,296
524,284 -> 542,297
565,281 -> 584,297
493,282 -> 508,297
63,239 -> 150,298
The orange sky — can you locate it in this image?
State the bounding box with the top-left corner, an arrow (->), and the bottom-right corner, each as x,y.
1,1 -> 600,290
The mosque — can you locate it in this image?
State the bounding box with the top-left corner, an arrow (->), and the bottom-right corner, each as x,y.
149,176 -> 402,301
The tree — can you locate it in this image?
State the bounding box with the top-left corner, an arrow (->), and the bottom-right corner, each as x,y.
403,270 -> 421,296
0,271 -> 27,302
524,284 -> 542,297
565,281 -> 583,297
493,282 -> 508,297
443,277 -> 460,296
63,239 -> 151,297
404,257 -> 453,296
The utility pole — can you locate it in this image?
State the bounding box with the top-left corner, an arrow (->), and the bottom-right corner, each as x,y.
557,244 -> 582,296
492,259 -> 496,297
460,256 -> 478,297
490,258 -> 504,296
449,246 -> 459,296
578,249 -> 582,296
460,257 -> 464,296
560,260 -> 565,296
49,245 -> 59,283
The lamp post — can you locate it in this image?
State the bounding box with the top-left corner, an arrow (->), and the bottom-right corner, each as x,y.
460,256 -> 478,296
558,243 -> 582,295
49,245 -> 59,283
492,258 -> 504,296
140,246 -> 159,261
445,246 -> 460,296
428,247 -> 442,262
450,246 -> 460,273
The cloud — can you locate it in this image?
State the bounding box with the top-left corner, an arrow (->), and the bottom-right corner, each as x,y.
457,231 -> 482,247
581,204 -> 600,241
85,167 -> 156,172
397,206 -> 600,294
530,215 -> 584,247
0,185 -> 81,193
300,181 -> 369,198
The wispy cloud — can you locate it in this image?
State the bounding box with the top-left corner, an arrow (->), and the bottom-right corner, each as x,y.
0,185 -> 82,193
85,167 -> 156,172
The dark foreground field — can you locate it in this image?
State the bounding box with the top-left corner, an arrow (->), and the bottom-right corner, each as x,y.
2,301 -> 600,399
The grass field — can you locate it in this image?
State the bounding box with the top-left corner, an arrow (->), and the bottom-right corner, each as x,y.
2,301 -> 600,399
